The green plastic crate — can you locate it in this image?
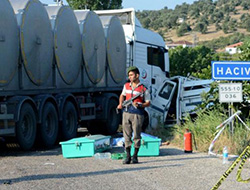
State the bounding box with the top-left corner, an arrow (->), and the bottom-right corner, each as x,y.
60,135 -> 111,158
131,136 -> 161,157
111,153 -> 126,160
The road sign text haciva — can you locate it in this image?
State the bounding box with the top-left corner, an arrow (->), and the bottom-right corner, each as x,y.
212,61 -> 250,80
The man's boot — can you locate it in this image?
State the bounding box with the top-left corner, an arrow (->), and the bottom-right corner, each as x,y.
123,147 -> 131,164
132,148 -> 139,164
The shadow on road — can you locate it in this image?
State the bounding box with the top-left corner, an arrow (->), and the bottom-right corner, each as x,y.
0,130 -> 89,157
160,147 -> 185,156
0,164 -> 182,185
0,142 -> 62,158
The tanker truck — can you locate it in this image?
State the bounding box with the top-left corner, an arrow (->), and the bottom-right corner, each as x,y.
0,0 -> 211,150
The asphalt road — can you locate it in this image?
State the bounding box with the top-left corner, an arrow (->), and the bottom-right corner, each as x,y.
0,144 -> 250,190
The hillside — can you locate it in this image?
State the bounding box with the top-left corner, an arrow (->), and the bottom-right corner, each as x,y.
166,6 -> 250,43
135,0 -> 250,49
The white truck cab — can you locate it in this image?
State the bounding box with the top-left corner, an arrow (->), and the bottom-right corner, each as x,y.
96,8 -> 212,128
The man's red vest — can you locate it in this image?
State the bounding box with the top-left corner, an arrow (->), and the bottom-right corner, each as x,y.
125,82 -> 146,103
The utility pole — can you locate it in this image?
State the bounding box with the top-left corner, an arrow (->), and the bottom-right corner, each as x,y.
192,32 -> 198,47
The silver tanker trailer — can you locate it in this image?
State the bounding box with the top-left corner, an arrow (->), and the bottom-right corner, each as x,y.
0,0 -> 126,150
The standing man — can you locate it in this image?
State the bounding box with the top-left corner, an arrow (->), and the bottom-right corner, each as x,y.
117,66 -> 150,164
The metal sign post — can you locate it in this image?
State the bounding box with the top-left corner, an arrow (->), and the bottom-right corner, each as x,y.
212,60 -> 247,133
229,102 -> 233,135
219,83 -> 242,135
212,61 -> 249,135
212,61 -> 247,135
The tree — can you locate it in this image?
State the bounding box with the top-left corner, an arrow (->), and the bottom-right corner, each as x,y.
194,22 -> 207,34
222,22 -> 229,34
68,0 -> 122,10
233,9 -> 238,15
158,29 -> 165,40
224,15 -> 230,22
199,15 -> 209,25
246,19 -> 250,32
241,2 -> 250,10
176,22 -> 191,37
215,22 -> 222,31
169,46 -> 191,76
168,15 -> 179,28
141,18 -> 151,28
223,4 -> 230,13
240,13 -> 249,22
239,39 -> 250,60
214,11 -> 224,22
169,46 -> 213,77
228,19 -> 237,32
190,9 -> 200,19
151,19 -> 163,30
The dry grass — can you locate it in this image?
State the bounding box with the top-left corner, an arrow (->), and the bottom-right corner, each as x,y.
145,126 -> 175,142
172,110 -> 250,155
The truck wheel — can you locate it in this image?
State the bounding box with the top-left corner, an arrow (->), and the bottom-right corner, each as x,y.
62,101 -> 77,140
16,103 -> 37,150
40,102 -> 58,148
104,99 -> 119,135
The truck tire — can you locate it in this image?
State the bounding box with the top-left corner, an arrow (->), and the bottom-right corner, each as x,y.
16,103 -> 37,150
103,99 -> 119,135
62,101 -> 77,140
40,102 -> 58,148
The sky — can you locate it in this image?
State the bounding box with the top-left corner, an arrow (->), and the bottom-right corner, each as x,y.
40,0 -> 197,10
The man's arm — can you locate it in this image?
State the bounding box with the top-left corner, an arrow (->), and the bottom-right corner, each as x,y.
134,100 -> 150,108
117,94 -> 125,109
117,85 -> 126,109
134,88 -> 151,108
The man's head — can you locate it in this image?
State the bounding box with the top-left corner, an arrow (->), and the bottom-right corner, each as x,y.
127,66 -> 140,75
127,66 -> 140,83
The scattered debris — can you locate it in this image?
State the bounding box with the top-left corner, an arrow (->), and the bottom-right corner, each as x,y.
112,132 -> 161,147
44,162 -> 55,166
161,141 -> 170,146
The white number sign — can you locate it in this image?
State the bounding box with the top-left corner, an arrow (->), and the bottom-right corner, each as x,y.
219,83 -> 242,103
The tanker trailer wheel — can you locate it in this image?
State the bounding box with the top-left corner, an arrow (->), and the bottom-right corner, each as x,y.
103,99 -> 120,135
16,103 -> 37,150
61,101 -> 77,140
40,102 -> 58,148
